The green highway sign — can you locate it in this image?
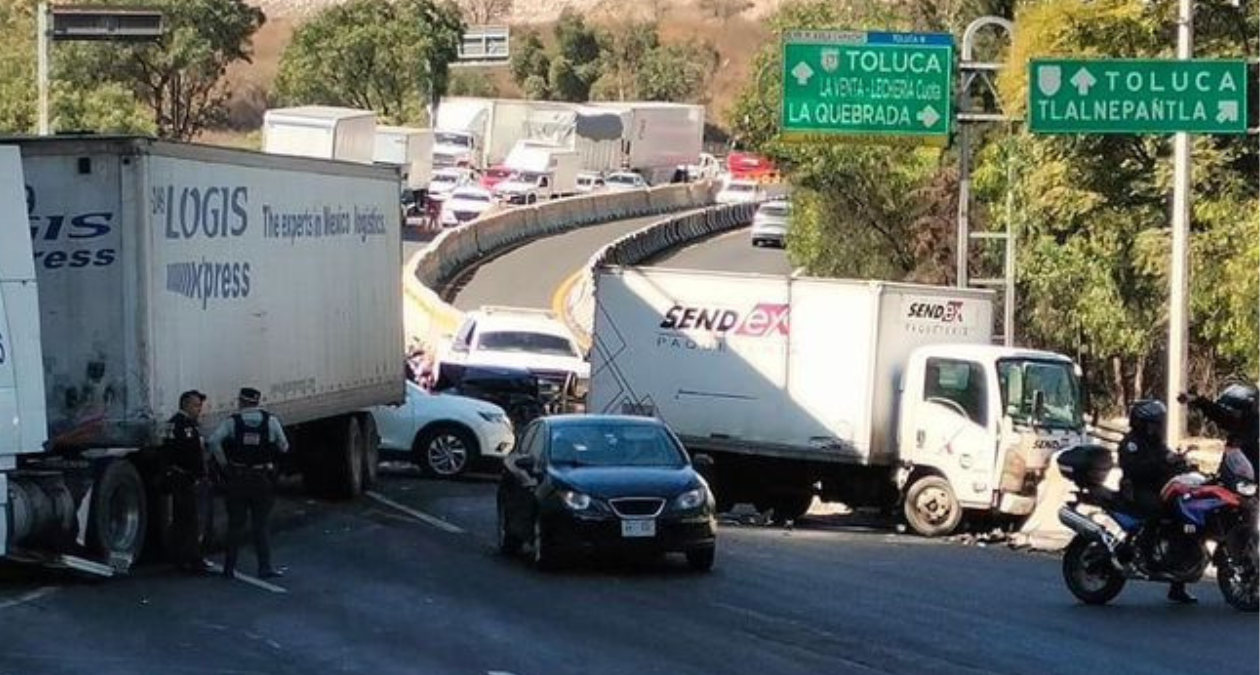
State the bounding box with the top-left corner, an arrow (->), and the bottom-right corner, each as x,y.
1028,59 -> 1249,134
780,30 -> 954,140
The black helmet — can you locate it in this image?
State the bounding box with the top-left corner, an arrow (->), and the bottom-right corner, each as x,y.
1129,399 -> 1167,442
1216,383 -> 1258,418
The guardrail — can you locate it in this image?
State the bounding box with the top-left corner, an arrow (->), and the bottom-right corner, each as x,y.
561,201 -> 760,349
402,181 -> 718,353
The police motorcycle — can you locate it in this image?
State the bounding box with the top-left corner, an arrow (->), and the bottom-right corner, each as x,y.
1054,429 -> 1258,611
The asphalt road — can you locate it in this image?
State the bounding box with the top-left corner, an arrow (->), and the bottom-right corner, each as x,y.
651,227 -> 793,276
2,474 -> 1254,675
451,214 -> 672,311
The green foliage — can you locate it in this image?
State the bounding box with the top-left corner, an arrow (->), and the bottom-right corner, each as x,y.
0,0 -> 261,137
635,42 -> 720,103
979,0 -> 1259,402
448,69 -> 500,97
274,0 -> 464,125
506,10 -> 600,101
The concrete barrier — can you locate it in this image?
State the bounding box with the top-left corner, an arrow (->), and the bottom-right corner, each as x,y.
402,180 -> 719,351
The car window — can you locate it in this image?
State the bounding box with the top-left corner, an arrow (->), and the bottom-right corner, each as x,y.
476,331 -> 577,357
759,204 -> 789,217
728,183 -> 756,193
546,423 -> 686,468
516,422 -> 541,459
455,191 -> 491,203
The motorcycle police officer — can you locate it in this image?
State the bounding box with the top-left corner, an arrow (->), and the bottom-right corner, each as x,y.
1118,399 -> 1197,604
163,390 -> 213,574
1181,383 -> 1259,472
207,387 -> 290,579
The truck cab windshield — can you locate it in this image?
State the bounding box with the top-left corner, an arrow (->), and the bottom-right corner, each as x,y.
997,359 -> 1083,429
435,132 -> 472,148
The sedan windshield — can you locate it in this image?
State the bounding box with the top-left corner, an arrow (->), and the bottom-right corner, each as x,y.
607,174 -> 639,185
454,192 -> 491,203
548,423 -> 685,468
477,331 -> 577,357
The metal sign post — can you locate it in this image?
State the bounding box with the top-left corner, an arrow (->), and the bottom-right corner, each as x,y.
35,3 -> 164,135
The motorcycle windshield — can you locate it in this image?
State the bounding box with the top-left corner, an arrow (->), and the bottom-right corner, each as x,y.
998,358 -> 1084,431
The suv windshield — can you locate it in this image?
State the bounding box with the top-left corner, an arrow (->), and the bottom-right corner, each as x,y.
548,423 -> 685,468
759,204 -> 789,217
435,132 -> 472,147
998,359 -> 1083,429
477,331 -> 577,357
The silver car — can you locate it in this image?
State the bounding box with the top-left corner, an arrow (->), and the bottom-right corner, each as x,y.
750,199 -> 791,248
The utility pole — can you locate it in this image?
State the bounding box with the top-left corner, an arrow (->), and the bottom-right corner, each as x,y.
37,3 -> 50,135
1166,0 -> 1194,446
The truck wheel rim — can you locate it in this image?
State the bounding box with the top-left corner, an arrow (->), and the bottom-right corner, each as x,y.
428,434 -> 467,475
107,485 -> 141,549
915,486 -> 953,524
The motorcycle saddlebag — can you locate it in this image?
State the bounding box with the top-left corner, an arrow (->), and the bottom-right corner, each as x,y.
1056,444 -> 1114,488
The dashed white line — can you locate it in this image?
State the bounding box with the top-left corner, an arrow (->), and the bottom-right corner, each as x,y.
0,586 -> 58,610
366,491 -> 466,534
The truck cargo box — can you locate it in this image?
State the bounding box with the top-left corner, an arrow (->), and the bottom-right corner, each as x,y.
263,106 -> 377,164
12,137 -> 404,448
588,267 -> 994,466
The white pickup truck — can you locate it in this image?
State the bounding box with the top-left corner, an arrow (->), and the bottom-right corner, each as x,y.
588,267 -> 1087,535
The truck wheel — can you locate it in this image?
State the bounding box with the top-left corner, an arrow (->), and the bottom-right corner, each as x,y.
358,414 -> 380,491
333,416 -> 366,499
527,194 -> 537,205
87,460 -> 147,572
903,475 -> 962,537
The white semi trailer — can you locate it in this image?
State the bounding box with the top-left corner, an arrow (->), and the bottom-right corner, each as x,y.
0,137 -> 403,574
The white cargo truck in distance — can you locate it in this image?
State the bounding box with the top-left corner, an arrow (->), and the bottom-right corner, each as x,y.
588,267 -> 1086,536
373,125 -> 434,190
493,142 -> 580,205
0,138 -> 403,574
262,106 -> 377,164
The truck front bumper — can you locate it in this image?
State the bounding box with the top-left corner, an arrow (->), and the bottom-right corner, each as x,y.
997,492 -> 1036,516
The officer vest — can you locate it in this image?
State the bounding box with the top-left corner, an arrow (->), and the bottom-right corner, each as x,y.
225,412 -> 277,466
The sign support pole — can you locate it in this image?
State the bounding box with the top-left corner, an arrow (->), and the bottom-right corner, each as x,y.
1167,0 -> 1194,446
37,2 -> 50,135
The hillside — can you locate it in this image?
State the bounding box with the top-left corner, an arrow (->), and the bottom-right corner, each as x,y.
218,0 -> 776,134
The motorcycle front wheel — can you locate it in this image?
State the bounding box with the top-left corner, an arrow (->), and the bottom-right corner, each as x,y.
1063,535 -> 1126,605
1215,526 -> 1259,612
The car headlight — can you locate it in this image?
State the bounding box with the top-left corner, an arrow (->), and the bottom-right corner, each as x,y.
559,490 -> 591,511
1238,482 -> 1257,497
675,487 -> 707,510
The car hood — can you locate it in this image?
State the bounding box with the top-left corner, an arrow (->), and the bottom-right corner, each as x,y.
466,351 -> 590,378
495,180 -> 538,193
549,466 -> 700,499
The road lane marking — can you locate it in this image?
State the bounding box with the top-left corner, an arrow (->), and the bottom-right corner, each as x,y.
0,586 -> 57,610
551,266 -> 589,352
205,562 -> 287,594
366,491 -> 466,534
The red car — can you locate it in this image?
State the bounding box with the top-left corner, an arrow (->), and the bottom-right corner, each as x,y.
480,165 -> 513,191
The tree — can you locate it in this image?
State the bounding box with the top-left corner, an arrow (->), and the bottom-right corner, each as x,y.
593,22 -> 658,101
509,29 -> 550,98
635,42 -> 719,102
448,69 -> 500,97
980,0 -> 1259,406
274,0 -> 464,125
697,0 -> 753,24
506,10 -> 600,102
459,0 -> 512,25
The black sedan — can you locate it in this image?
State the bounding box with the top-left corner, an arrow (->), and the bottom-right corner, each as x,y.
496,415 -> 717,571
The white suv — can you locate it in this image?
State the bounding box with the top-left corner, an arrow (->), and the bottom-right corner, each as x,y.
441,306 -> 590,410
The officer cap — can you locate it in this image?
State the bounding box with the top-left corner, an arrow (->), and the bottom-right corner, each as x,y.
238,387 -> 262,405
179,390 -> 207,405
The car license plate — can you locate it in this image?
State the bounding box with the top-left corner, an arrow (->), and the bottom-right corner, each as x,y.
621,519 -> 656,538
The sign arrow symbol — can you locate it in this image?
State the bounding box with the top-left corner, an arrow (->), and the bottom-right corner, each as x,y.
916,105 -> 940,128
1216,100 -> 1239,123
1069,67 -> 1097,95
791,61 -> 814,86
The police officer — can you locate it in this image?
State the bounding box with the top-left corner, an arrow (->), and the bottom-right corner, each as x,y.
1118,399 -> 1197,604
1181,383 -> 1259,471
207,387 -> 290,579
163,390 -> 213,574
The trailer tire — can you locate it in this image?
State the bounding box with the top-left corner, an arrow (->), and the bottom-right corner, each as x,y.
87,460 -> 147,572
903,475 -> 962,537
771,493 -> 813,525
359,414 -> 380,491
332,416 -> 366,499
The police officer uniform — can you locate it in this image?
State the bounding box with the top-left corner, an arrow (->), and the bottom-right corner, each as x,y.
163,390 -> 211,573
207,387 -> 290,579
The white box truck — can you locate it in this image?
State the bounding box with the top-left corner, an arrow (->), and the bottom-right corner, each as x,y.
493,142 -> 580,205
262,106 -> 377,164
0,137 -> 403,575
522,106 -> 631,174
588,267 -> 1087,536
373,125 -> 434,190
598,102 -> 704,184
433,97 -> 573,170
